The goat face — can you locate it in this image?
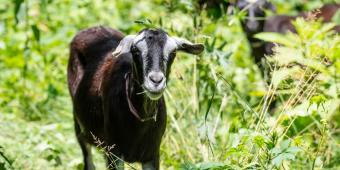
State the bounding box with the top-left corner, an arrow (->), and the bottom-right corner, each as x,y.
113,28 -> 204,100
234,0 -> 275,34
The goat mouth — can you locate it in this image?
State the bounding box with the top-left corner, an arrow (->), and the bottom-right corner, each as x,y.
142,81 -> 166,100
145,89 -> 164,100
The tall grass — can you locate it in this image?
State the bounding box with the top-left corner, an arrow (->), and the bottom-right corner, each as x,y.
0,0 -> 339,169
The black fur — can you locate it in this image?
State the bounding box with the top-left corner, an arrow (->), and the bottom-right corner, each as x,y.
68,26 -> 166,169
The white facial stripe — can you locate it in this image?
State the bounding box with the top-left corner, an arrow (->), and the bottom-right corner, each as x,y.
133,32 -> 149,76
133,32 -> 148,57
162,36 -> 177,72
163,36 -> 177,59
133,32 -> 145,44
135,40 -> 148,56
139,40 -> 148,76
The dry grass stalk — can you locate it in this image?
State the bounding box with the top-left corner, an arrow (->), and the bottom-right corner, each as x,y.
90,132 -> 137,170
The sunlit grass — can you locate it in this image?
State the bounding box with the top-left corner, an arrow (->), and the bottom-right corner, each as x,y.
0,0 -> 339,169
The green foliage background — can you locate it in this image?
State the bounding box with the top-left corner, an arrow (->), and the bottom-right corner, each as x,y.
0,0 -> 339,169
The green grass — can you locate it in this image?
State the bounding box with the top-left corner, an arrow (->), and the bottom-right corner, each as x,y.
0,0 -> 340,169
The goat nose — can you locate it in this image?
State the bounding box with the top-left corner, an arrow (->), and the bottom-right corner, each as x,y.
148,72 -> 164,84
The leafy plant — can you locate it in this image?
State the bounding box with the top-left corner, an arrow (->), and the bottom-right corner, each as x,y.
0,0 -> 339,169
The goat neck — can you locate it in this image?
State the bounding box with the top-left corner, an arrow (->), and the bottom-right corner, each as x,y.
125,65 -> 160,122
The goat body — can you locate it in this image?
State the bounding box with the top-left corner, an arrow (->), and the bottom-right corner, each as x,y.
68,26 -> 166,168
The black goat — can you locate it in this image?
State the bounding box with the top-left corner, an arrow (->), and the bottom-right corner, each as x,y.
67,26 -> 204,170
230,0 -> 276,64
199,1 -> 276,78
232,0 -> 276,36
198,0 -> 275,64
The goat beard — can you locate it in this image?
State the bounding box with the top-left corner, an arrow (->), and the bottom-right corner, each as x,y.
142,99 -> 159,116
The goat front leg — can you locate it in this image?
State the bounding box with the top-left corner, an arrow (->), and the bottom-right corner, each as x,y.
74,119 -> 95,170
103,124 -> 124,169
142,154 -> 159,170
103,102 -> 125,170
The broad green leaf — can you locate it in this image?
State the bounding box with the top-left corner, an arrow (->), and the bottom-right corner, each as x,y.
317,23 -> 337,35
271,153 -> 295,167
270,148 -> 281,155
197,162 -> 231,170
286,146 -> 301,154
270,47 -> 303,65
280,140 -> 290,150
296,58 -> 329,74
254,32 -> 297,47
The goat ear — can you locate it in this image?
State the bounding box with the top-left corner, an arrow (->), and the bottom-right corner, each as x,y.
112,35 -> 136,57
173,37 -> 204,55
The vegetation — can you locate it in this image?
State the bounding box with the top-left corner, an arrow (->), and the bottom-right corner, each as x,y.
0,0 -> 339,169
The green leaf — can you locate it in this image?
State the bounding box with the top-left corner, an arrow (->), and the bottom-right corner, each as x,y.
204,81 -> 217,123
270,147 -> 281,155
197,162 -> 231,170
272,153 -> 295,167
298,58 -> 328,74
31,25 -> 40,43
271,66 -> 300,88
254,32 -> 297,47
270,47 -> 303,65
318,23 -> 337,34
14,0 -> 24,23
286,146 -> 301,154
280,140 -> 290,150
134,18 -> 156,28
310,95 -> 327,108
253,135 -> 265,148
